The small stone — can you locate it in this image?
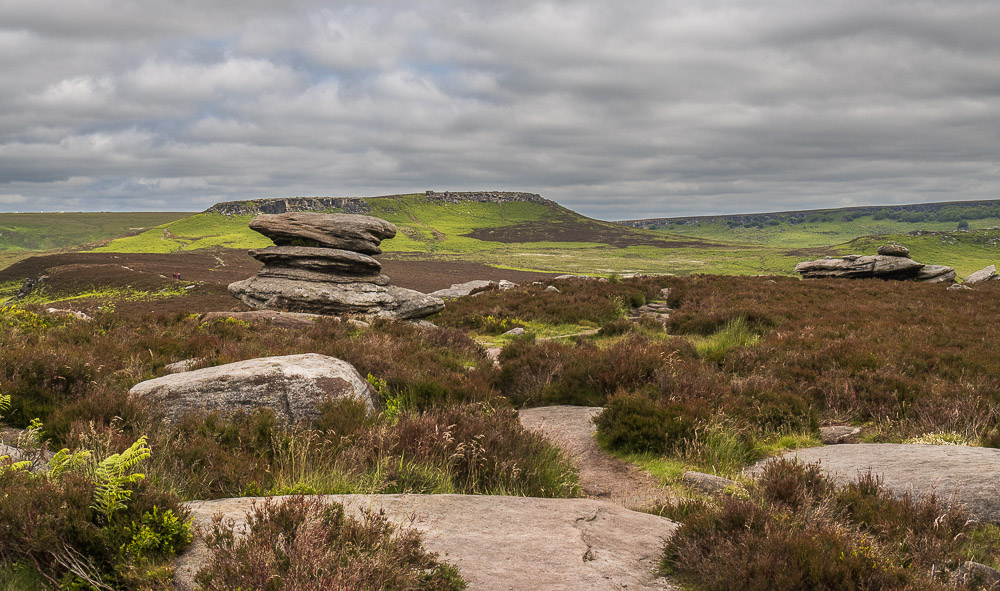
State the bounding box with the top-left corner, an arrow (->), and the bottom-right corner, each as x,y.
502,327 -> 526,336
682,471 -> 736,494
498,280 -> 516,290
45,308 -> 91,321
948,283 -> 972,291
877,243 -> 910,257
428,280 -> 496,299
545,286 -> 560,293
819,425 -> 862,445
164,358 -> 204,374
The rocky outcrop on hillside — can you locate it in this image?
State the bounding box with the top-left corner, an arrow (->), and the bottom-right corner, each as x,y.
795,244 -> 955,282
129,353 -> 376,425
205,191 -> 553,216
229,212 -> 444,319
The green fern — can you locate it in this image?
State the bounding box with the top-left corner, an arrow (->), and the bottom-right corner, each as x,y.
91,436 -> 151,522
24,418 -> 44,445
0,394 -> 9,422
0,456 -> 31,475
48,448 -> 92,481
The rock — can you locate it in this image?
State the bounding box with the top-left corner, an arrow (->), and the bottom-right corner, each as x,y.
45,308 -> 91,320
249,246 -> 382,275
201,310 -> 323,329
346,319 -> 370,329
257,267 -> 390,285
915,265 -> 956,283
502,327 -> 526,336
554,274 -> 609,282
497,280 -> 516,290
0,443 -> 54,472
229,277 -> 444,320
682,471 -> 736,494
948,283 -> 973,291
795,255 -> 924,280
819,425 -> 862,444
428,280 -> 496,299
129,353 -> 377,425
406,319 -> 438,330
877,243 -> 910,257
748,444 -> 1000,522
163,358 -> 203,374
964,265 -> 997,285
545,285 -> 560,293
175,494 -> 678,591
249,213 -> 396,255
953,561 -> 1000,588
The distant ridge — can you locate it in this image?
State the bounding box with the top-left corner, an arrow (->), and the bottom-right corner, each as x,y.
620,198 -> 1000,229
205,191 -> 553,216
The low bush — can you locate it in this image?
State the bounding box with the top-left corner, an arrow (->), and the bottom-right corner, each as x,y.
195,495 -> 465,591
595,391 -> 705,455
662,459 -> 997,591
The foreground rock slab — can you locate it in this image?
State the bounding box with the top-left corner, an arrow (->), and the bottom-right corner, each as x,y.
175,494 -> 678,591
750,444 -> 1000,522
129,353 -> 376,425
964,264 -> 997,285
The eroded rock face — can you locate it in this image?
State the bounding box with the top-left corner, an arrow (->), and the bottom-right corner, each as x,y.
129,353 -> 377,425
795,254 -> 954,282
428,280 -> 496,299
877,243 -> 910,257
249,213 -> 396,254
230,212 -> 443,320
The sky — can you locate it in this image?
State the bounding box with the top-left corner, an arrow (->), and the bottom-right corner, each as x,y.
1,0 -> 998,219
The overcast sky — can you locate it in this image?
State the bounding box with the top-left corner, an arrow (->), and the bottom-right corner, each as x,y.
1,1 -> 998,219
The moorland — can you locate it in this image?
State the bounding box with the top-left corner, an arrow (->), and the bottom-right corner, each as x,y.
2,193 -> 1000,590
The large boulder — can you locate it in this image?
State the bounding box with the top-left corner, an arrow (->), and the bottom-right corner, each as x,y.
964,265 -> 997,285
915,265 -> 957,283
249,213 -> 396,255
129,354 -> 377,425
428,280 -> 496,299
794,255 -> 924,279
877,243 -> 910,257
229,277 -> 444,320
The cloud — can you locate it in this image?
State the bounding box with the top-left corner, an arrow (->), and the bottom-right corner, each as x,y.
0,0 -> 998,217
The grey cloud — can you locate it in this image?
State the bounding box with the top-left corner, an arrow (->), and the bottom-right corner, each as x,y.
0,0 -> 998,218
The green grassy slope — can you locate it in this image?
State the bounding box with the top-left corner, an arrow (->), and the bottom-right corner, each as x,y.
0,212 -> 189,251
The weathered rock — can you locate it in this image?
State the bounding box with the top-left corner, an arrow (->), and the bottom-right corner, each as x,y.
175,494 -> 678,591
201,310 -> 324,329
249,246 -> 382,275
45,308 -> 91,320
497,280 -> 516,290
129,353 -> 376,425
964,265 -> 997,285
502,327 -> 526,336
428,280 -> 496,299
0,443 -> 54,472
877,243 -> 910,257
749,444 -> 1000,522
163,358 -> 204,374
229,276 -> 444,320
681,471 -> 736,494
795,255 -> 924,279
545,285 -> 560,293
953,561 -> 1000,588
915,264 -> 956,283
554,274 -> 609,282
249,213 -> 396,255
819,425 -> 862,444
948,283 -> 973,291
258,266 -> 390,285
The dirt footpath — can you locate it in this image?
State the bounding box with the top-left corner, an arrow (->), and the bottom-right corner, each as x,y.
518,406 -> 674,510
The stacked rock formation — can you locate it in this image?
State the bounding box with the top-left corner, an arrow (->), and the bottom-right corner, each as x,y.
795,243 -> 956,283
228,213 -> 444,319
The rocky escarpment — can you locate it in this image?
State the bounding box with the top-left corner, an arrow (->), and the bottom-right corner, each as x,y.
795,243 -> 956,282
205,191 -> 553,216
229,212 -> 444,319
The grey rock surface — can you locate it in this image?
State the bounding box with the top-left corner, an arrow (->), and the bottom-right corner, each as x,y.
545,285 -> 560,293
129,353 -> 376,425
0,443 -> 53,472
915,264 -> 957,283
554,274 -> 609,282
819,425 -> 862,444
428,279 -> 496,299
175,494 -> 678,591
229,277 -> 444,320
749,444 -> 1000,522
163,358 -> 204,374
249,246 -> 382,275
795,255 -> 924,279
249,213 -> 396,254
681,471 -> 736,494
201,310 -> 324,328
877,243 -> 910,257
949,283 -> 973,291
953,561 -> 1000,588
964,265 -> 997,285
502,327 -> 526,336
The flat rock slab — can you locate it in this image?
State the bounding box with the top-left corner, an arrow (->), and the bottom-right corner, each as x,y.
752,444 -> 1000,522
428,279 -> 497,299
249,245 -> 383,275
201,310 -> 324,329
519,406 -> 673,509
176,494 -> 677,591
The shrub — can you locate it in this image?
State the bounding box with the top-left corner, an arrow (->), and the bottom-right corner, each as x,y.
195,495 -> 466,591
595,391 -> 705,455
